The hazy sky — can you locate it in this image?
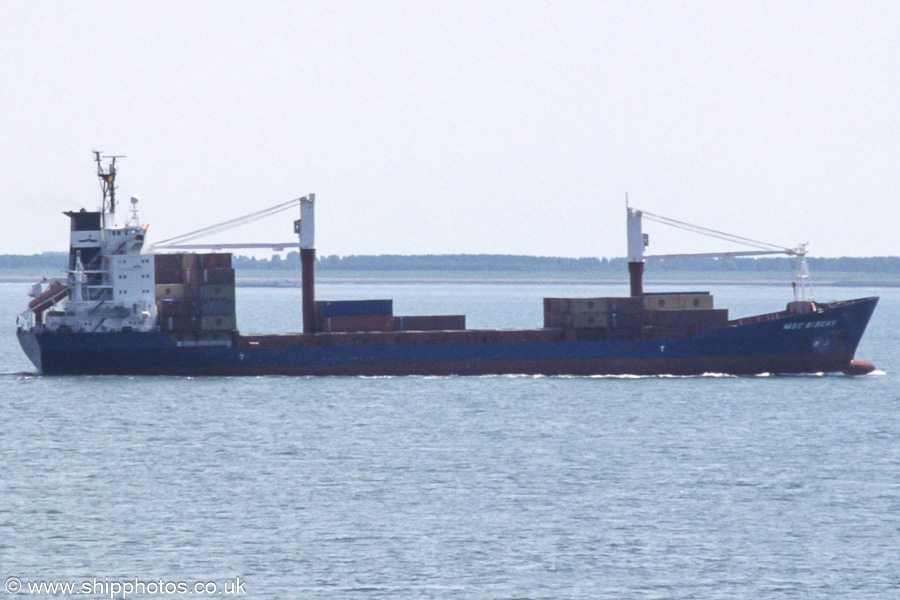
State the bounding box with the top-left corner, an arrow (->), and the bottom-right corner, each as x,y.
2,1 -> 898,258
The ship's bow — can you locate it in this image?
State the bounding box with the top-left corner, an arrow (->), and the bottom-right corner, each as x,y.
833,296 -> 879,374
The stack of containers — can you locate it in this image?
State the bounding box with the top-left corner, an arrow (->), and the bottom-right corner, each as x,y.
543,297 -> 642,330
543,298 -> 573,328
394,315 -> 466,331
196,253 -> 236,342
642,292 -> 728,328
315,299 -> 394,333
155,253 -> 236,343
155,254 -> 197,343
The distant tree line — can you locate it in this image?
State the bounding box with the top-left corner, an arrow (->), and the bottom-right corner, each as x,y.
647,256 -> 900,273
3,251 -> 899,273
0,252 -> 69,269
233,253 -> 900,273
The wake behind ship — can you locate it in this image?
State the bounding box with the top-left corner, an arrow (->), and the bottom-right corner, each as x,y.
16,154 -> 878,377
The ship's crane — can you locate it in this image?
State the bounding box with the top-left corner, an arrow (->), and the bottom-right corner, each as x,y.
148,196 -> 312,252
626,205 -> 814,302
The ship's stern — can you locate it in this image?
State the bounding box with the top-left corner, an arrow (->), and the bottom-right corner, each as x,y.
16,327 -> 42,372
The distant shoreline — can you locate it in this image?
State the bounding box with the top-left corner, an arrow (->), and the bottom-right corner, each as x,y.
1,270 -> 896,287
234,275 -> 900,288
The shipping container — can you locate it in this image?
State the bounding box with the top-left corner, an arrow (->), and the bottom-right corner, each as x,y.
543,312 -> 573,328
608,296 -> 643,313
570,298 -> 610,314
157,298 -> 201,317
200,253 -> 233,269
198,284 -> 236,300
183,268 -> 230,286
155,283 -> 191,299
201,268 -> 236,285
572,312 -> 609,329
154,268 -> 184,285
643,292 -> 712,311
318,314 -> 395,332
543,298 -> 573,314
316,299 -> 393,317
394,315 -> 466,331
643,294 -> 681,310
201,315 -> 237,331
200,298 -> 236,315
154,254 -> 183,271
682,294 -> 714,309
162,315 -> 201,331
608,311 -> 642,328
181,253 -> 199,269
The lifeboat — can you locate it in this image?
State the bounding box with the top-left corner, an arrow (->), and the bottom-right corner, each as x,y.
28,280 -> 68,316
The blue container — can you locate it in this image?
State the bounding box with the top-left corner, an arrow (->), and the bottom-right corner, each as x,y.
316,299 -> 393,317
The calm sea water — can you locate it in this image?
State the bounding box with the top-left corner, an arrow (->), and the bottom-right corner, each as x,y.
1,280 -> 897,599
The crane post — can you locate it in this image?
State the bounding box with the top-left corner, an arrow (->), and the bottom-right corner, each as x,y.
626,207 -> 645,297
296,195 -> 316,334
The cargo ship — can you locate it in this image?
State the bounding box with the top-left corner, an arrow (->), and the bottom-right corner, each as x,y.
16,155 -> 878,376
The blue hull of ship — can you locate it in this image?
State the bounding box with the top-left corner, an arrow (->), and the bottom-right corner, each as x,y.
18,297 -> 878,376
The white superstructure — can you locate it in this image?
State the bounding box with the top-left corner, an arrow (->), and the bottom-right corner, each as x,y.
19,153 -> 157,334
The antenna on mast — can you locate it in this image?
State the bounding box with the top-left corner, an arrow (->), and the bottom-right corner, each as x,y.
93,150 -> 125,227
792,243 -> 814,302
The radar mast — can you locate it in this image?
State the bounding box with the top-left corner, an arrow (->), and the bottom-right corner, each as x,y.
93,150 -> 125,227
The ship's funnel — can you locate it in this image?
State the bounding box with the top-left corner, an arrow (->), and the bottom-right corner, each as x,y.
64,209 -> 103,286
